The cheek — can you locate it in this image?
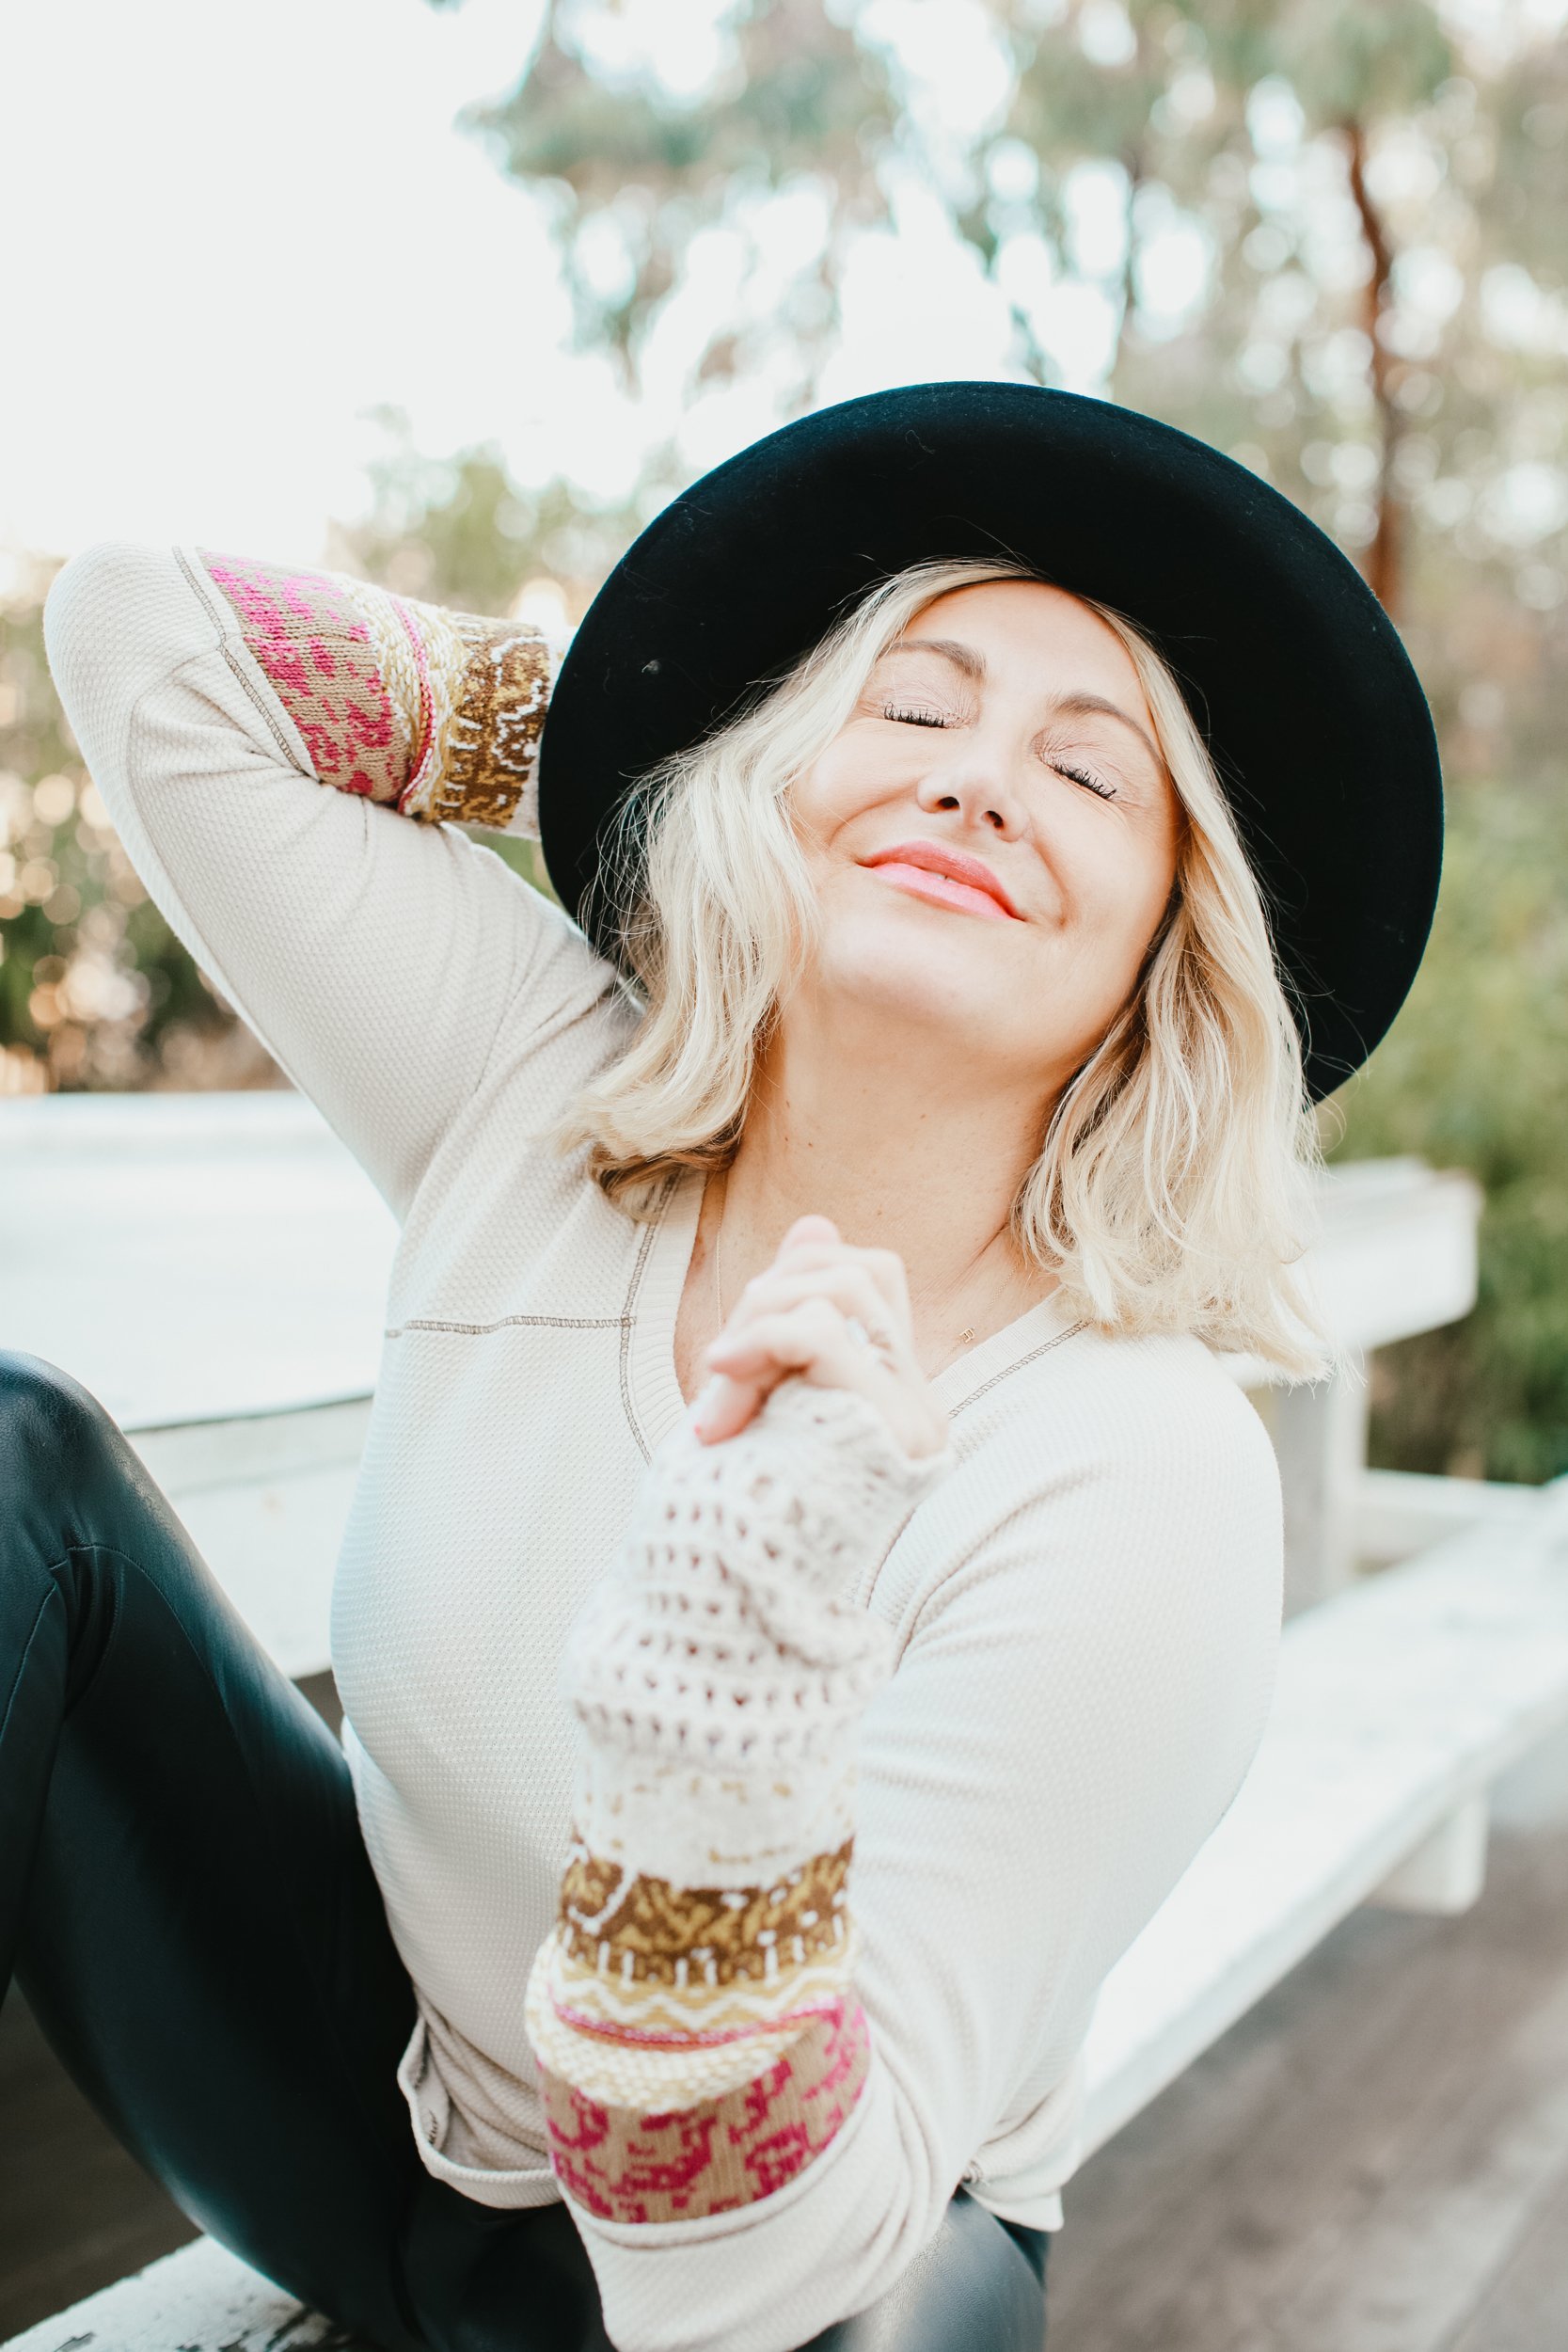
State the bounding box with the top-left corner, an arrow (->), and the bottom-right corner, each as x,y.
792,728 -> 912,848
1071,823 -> 1178,981
786,758 -> 844,855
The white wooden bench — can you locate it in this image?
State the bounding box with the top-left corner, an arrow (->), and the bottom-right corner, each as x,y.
8,1090 -> 1537,2352
1,1093 -> 395,1677
10,1484 -> 1568,2352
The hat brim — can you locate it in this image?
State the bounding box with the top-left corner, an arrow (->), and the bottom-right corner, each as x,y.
535,381 -> 1443,1104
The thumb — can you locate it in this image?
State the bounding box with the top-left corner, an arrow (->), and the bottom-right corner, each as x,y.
779,1214 -> 839,1255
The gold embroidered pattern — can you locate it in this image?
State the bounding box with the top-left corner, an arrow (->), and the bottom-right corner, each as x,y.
558,1837 -> 854,1990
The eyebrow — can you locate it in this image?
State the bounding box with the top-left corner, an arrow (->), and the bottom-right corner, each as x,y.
886,636 -> 1165,774
893,634 -> 986,679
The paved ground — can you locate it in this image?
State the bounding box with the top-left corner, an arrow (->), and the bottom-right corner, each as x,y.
6,1716 -> 1568,2350
1048,1733 -> 1568,2352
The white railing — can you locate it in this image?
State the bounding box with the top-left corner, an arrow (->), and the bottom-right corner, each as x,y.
0,1091 -> 1485,1666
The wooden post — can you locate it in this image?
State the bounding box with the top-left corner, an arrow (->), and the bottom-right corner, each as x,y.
1367,1795 -> 1490,1915
1275,1350 -> 1369,1617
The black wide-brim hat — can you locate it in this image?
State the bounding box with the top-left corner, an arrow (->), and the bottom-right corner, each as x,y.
535,381 -> 1443,1103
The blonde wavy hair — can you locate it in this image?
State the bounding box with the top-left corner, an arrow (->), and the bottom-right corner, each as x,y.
550,556 -> 1330,1377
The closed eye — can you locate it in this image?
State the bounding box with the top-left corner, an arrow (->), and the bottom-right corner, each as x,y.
1054,760 -> 1117,801
882,702 -> 954,728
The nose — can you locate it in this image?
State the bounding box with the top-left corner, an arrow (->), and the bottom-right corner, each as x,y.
914,750 -> 1029,839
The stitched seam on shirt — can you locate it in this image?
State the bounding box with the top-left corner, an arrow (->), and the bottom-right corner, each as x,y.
948,1321 -> 1088,1419
619,1172 -> 680,1466
172,546 -> 300,767
384,1312 -> 632,1340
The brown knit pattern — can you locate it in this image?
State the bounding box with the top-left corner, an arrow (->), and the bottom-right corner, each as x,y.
558,1836 -> 854,1990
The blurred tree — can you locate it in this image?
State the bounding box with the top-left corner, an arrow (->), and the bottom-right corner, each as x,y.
468,0 -> 901,413
455,0 -> 1566,758
996,0 -> 1454,617
325,407 -> 656,619
0,566 -> 260,1095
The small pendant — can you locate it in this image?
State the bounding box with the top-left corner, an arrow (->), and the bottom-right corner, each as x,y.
958,1327 -> 976,1347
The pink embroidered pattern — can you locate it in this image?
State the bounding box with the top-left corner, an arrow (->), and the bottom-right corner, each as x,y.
202,554 -> 405,803
198,549 -> 551,834
535,1995 -> 872,2223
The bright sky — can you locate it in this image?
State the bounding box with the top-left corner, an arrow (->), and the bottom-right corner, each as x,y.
25,0 -> 1553,570
2,0 -> 1056,568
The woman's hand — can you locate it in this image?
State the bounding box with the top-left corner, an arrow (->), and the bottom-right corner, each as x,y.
693,1215 -> 949,1462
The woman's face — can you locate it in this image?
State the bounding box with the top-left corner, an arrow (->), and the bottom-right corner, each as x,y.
789,579 -> 1184,1098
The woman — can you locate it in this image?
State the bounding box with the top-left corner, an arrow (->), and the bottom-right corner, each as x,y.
12,383 -> 1441,2352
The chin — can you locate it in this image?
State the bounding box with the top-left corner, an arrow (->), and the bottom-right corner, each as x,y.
816,905 -> 1004,1028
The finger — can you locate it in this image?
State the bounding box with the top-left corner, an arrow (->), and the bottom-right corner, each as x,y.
692,1364 -> 777,1445
777,1215 -> 840,1255
702,1300 -> 886,1395
707,1265 -> 906,1363
759,1232 -> 911,1322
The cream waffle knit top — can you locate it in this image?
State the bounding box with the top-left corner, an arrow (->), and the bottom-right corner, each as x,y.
44,540 -> 1285,2352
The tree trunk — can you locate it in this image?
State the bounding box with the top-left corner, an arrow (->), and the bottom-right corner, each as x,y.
1342,119 -> 1404,619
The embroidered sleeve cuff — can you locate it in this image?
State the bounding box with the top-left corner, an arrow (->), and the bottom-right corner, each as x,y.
193,548 -> 552,835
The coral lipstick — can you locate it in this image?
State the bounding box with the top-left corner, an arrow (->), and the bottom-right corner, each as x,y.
860,838 -> 1021,922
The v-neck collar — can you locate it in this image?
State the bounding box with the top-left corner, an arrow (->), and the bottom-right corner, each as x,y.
624,1165 -> 1081,1459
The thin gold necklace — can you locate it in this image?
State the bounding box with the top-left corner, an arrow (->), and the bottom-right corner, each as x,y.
712,1168 -> 978,1352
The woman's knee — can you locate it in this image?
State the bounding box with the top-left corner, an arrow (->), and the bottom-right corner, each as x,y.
0,1352 -> 137,1646
0,1350 -> 121,1502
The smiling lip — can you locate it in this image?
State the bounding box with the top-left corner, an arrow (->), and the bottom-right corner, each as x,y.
860,839 -> 1021,922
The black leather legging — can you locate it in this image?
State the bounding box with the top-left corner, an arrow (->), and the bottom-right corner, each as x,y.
0,1351 -> 1049,2352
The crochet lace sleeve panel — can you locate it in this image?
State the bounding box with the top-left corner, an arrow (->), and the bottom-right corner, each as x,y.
193,548 -> 552,837
524,1376 -> 955,2227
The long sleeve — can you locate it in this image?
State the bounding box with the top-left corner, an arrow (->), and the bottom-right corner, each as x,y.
43,544 -> 612,1221
525,1355 -> 1282,2352
524,1378 -> 954,2228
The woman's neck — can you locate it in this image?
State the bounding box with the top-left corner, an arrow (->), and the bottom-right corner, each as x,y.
674,1007 -> 1060,1396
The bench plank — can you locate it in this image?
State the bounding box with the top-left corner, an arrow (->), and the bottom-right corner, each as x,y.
1047,1772 -> 1568,2351
1080,1486 -> 1568,2155
0,2235 -> 350,2352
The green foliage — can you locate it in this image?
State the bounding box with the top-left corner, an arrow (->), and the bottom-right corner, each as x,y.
1328,785 -> 1568,1483
467,0 -> 897,390
327,412 -> 650,618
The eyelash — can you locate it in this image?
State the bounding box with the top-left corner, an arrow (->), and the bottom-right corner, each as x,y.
881,702 -> 948,729
879,704 -> 1117,801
